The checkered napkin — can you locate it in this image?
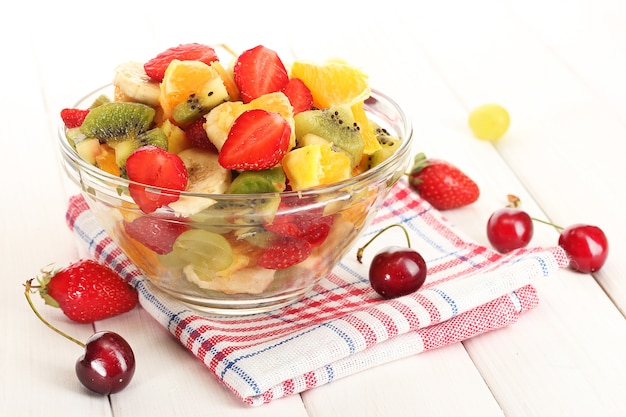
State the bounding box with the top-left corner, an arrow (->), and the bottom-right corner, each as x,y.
65,180 -> 568,406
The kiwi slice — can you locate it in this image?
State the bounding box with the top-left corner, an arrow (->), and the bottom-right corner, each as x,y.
294,105 -> 365,167
112,127 -> 169,171
89,94 -> 111,109
171,77 -> 230,126
369,124 -> 402,168
80,101 -> 155,143
226,167 -> 286,194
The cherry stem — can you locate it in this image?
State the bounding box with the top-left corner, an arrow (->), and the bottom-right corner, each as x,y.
23,279 -> 86,348
356,223 -> 411,263
506,194 -> 563,231
530,216 -> 564,231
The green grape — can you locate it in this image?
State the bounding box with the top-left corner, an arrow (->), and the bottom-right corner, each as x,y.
171,229 -> 233,272
468,103 -> 510,141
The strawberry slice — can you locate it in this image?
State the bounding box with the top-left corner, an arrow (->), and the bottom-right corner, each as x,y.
144,43 -> 219,82
126,145 -> 188,213
282,78 -> 313,114
123,214 -> 190,254
61,108 -> 90,128
184,117 -> 217,151
265,199 -> 334,247
258,236 -> 312,270
218,109 -> 291,170
233,45 -> 289,103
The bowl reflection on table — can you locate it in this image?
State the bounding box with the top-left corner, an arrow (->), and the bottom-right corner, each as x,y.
57,85 -> 413,315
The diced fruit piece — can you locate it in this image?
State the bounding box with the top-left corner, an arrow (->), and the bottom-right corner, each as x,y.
351,101 -> 381,154
210,60 -> 241,102
282,143 -> 352,190
258,235 -> 312,270
123,214 -> 190,255
182,117 -> 216,150
265,199 -> 334,247
204,91 -> 295,151
294,105 -> 364,167
159,119 -> 193,154
218,109 -> 291,171
144,43 -> 219,82
233,45 -> 289,103
113,61 -> 161,106
75,137 -> 102,165
61,108 -> 90,128
290,60 -> 370,108
168,147 -> 231,216
281,77 -> 313,114
226,167 -> 287,194
160,59 -> 229,125
125,145 -> 188,213
80,102 -> 155,143
184,263 -> 275,295
111,127 -> 169,172
165,229 -> 234,272
89,94 -> 111,108
369,124 -> 402,168
95,143 -> 121,176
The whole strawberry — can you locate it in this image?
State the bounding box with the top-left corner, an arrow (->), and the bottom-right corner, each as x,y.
37,259 -> 138,323
408,153 -> 479,210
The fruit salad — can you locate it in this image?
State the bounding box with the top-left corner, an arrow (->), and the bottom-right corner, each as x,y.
60,43 -> 407,304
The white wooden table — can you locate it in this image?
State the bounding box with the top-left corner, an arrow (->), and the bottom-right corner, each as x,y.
3,1 -> 626,415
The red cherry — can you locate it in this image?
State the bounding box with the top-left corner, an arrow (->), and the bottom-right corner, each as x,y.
369,246 -> 427,298
76,331 -> 136,395
558,224 -> 609,273
487,208 -> 533,253
357,224 -> 428,299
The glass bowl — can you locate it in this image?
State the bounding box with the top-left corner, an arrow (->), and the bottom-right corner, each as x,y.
57,85 -> 413,315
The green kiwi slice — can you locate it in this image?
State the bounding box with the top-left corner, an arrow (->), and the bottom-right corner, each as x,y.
369,123 -> 402,168
80,101 -> 155,143
112,127 -> 169,171
171,77 -> 230,126
226,167 -> 286,194
294,105 -> 365,167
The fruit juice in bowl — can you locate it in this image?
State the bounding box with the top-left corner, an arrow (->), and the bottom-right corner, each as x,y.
57,43 -> 413,315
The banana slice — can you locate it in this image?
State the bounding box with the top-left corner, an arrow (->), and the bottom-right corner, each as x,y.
203,100 -> 245,151
168,148 -> 231,216
113,61 -> 161,106
183,264 -> 275,295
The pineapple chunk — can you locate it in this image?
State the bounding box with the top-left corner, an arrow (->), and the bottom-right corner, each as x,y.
282,143 -> 351,190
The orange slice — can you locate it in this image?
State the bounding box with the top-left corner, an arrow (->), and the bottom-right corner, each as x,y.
95,143 -> 121,176
159,59 -> 223,120
289,60 -> 370,108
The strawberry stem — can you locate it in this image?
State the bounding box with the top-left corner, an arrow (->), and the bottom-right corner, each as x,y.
23,279 -> 86,348
357,223 -> 411,263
